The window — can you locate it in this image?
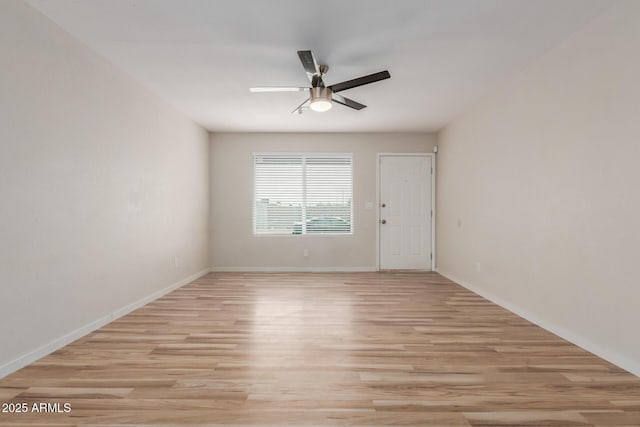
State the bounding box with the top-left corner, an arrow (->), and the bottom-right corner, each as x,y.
254,153 -> 353,235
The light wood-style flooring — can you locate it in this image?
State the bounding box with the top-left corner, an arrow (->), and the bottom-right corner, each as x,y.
1,272 -> 639,426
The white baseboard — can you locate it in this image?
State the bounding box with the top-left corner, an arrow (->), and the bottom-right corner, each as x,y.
210,266 -> 377,272
436,268 -> 640,377
0,268 -> 210,379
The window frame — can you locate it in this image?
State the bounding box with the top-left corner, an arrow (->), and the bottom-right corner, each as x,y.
252,152 -> 354,237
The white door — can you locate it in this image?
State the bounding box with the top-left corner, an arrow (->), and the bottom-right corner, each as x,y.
379,155 -> 432,270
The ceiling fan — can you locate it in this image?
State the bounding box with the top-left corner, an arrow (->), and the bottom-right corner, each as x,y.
250,50 -> 391,114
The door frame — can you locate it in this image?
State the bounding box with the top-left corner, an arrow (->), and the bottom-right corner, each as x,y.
376,153 -> 436,271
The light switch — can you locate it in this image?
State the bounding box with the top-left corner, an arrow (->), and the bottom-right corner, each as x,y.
365,202 -> 373,210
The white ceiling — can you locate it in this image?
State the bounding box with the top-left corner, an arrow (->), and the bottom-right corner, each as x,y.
28,0 -> 613,133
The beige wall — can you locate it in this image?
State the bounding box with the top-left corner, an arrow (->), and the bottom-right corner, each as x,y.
436,0 -> 640,375
0,1 -> 210,375
210,133 -> 435,270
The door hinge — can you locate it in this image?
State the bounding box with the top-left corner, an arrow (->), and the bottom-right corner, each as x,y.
431,167 -> 433,175
430,252 -> 433,260
431,210 -> 433,218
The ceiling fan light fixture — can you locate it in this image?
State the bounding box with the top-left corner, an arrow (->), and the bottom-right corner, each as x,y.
250,50 -> 390,115
310,99 -> 332,112
309,87 -> 333,112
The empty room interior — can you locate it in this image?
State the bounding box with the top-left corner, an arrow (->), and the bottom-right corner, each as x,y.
2,0 -> 640,426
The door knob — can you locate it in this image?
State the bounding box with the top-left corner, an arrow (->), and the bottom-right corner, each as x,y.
380,219 -> 387,224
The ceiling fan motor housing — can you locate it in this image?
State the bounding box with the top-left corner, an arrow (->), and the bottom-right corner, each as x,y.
309,87 -> 333,112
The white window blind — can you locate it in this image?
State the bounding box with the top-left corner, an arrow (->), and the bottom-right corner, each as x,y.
254,153 -> 353,235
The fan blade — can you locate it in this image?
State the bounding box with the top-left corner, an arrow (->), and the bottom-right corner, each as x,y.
297,50 -> 319,75
297,50 -> 321,85
250,87 -> 308,92
292,98 -> 310,115
329,70 -> 391,93
332,93 -> 366,110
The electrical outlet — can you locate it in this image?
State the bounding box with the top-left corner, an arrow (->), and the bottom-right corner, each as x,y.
475,261 -> 481,272
174,256 -> 181,268
303,249 -> 309,257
